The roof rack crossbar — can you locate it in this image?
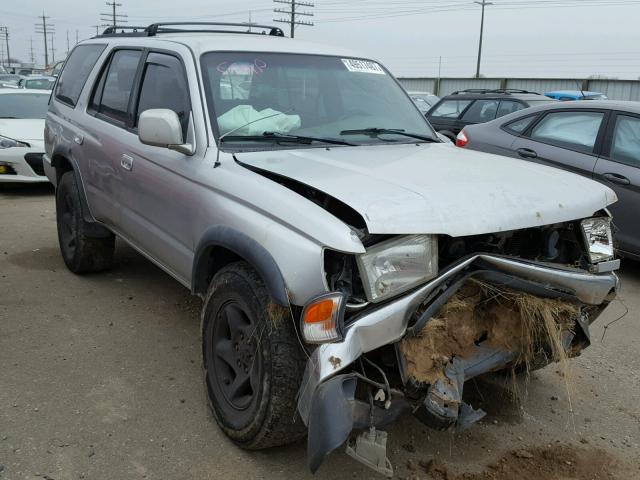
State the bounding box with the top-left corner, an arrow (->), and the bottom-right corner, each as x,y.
146,22 -> 285,37
94,22 -> 286,38
451,88 -> 540,95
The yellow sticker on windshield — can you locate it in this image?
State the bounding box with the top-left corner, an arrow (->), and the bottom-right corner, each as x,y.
341,59 -> 385,75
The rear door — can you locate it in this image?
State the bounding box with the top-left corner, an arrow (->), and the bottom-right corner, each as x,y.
594,112 -> 640,255
82,48 -> 144,229
509,109 -> 607,177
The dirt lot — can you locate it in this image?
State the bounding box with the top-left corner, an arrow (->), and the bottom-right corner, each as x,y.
1,184 -> 639,480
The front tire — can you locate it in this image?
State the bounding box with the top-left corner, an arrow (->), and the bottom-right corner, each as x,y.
201,262 -> 307,449
56,171 -> 115,273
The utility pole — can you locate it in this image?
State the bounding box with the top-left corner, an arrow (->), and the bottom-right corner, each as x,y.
101,2 -> 127,29
50,31 -> 55,62
436,56 -> 442,96
66,30 -> 70,55
91,25 -> 101,36
274,0 -> 314,38
76,29 -> 79,44
0,27 -> 10,69
474,0 -> 492,78
29,37 -> 35,65
35,14 -> 53,67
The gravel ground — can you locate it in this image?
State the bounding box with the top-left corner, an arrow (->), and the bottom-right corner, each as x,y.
1,183 -> 639,480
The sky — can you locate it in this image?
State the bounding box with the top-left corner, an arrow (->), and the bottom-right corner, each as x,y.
2,0 -> 640,79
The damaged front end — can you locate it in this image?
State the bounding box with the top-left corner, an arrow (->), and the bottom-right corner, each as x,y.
297,217 -> 619,475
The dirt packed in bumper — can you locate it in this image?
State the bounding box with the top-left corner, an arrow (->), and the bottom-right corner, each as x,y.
400,281 -> 580,385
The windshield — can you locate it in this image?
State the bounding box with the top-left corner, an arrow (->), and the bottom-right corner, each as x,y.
201,52 -> 437,148
24,78 -> 55,90
0,93 -> 50,119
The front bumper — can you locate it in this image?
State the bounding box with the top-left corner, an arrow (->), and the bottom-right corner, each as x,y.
297,254 -> 618,471
0,147 -> 49,183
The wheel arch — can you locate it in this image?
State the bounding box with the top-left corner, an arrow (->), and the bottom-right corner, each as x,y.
192,226 -> 290,306
51,150 -> 111,237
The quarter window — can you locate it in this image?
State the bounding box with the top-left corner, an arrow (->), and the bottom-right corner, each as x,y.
461,99 -> 500,123
429,99 -> 472,118
504,115 -> 537,134
136,53 -> 191,138
55,44 -> 106,107
91,49 -> 142,124
497,100 -> 526,118
610,115 -> 640,166
529,111 -> 604,153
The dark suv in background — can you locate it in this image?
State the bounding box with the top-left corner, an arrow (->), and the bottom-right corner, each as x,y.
426,89 -> 555,141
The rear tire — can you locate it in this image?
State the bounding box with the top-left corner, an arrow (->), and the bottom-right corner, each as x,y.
56,171 -> 115,273
201,262 -> 307,449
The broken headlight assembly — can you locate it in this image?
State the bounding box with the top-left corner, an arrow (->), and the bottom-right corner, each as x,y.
581,217 -> 614,263
356,234 -> 438,303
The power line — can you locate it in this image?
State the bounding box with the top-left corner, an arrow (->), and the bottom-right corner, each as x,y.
274,0 -> 314,38
100,2 -> 128,29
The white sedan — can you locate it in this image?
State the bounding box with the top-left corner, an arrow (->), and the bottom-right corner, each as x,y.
0,88 -> 49,183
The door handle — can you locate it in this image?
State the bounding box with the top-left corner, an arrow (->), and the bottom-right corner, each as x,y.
516,148 -> 538,159
602,172 -> 630,185
120,154 -> 133,171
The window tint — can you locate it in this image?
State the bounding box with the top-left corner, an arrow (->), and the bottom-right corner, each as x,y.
610,115 -> 640,166
136,53 -> 191,138
497,100 -> 527,118
461,99 -> 500,123
529,111 -> 604,153
93,49 -> 142,124
504,115 -> 537,134
55,44 -> 106,107
430,99 -> 472,118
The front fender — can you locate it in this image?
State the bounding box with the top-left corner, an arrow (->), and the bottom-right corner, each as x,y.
192,225 -> 289,306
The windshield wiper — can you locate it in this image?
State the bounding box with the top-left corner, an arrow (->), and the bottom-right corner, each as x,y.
221,131 -> 355,146
339,128 -> 438,142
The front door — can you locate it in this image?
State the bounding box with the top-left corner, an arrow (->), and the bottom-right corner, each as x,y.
118,51 -> 198,283
594,112 -> 640,256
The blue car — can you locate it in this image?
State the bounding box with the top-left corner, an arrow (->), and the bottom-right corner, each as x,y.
544,90 -> 607,101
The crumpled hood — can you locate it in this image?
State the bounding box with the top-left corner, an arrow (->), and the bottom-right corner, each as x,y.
0,119 -> 45,144
236,143 -> 617,237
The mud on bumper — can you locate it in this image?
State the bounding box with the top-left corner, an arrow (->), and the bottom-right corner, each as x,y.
296,254 -> 618,473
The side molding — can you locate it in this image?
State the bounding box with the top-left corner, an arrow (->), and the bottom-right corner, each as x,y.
192,226 -> 289,306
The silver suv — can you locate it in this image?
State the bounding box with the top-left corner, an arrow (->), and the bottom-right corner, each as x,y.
45,23 -> 620,476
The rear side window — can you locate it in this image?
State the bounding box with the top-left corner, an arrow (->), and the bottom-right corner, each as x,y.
529,111 -> 604,153
135,53 -> 191,138
503,115 -> 537,134
90,49 -> 142,124
461,99 -> 500,123
55,44 -> 106,107
610,115 -> 640,166
430,99 -> 472,118
497,100 -> 527,118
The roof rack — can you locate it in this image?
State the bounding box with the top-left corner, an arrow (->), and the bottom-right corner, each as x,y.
451,88 -> 540,95
96,22 -> 286,38
100,26 -> 149,37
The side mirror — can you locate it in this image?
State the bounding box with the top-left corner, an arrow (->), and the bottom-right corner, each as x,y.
138,109 -> 194,155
